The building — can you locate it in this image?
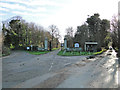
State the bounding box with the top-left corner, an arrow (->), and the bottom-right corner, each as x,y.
84,42 -> 98,52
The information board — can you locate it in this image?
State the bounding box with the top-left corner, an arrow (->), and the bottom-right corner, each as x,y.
74,43 -> 79,48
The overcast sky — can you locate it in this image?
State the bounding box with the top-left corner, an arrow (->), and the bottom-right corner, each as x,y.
0,0 -> 119,42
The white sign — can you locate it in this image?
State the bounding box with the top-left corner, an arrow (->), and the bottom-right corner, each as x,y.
27,47 -> 30,50
61,43 -> 64,47
74,43 -> 79,48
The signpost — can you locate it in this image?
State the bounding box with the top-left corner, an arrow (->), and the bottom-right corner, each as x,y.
74,43 -> 79,48
61,43 -> 64,47
27,47 -> 30,50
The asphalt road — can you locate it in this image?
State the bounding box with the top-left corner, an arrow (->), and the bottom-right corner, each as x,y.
57,49 -> 119,88
33,49 -> 119,88
2,50 -> 87,88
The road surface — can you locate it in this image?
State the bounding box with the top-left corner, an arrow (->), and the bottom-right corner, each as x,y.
2,49 -> 119,88
2,50 -> 87,88
33,49 -> 119,88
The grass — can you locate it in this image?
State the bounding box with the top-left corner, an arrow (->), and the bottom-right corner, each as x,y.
115,47 -> 118,52
27,51 -> 50,55
57,51 -> 94,56
93,50 -> 103,55
26,47 -> 60,55
93,49 -> 107,55
52,48 -> 60,51
57,49 -> 107,56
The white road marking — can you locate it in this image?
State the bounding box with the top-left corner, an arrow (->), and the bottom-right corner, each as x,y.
49,63 -> 54,71
64,63 -> 71,66
49,65 -> 53,71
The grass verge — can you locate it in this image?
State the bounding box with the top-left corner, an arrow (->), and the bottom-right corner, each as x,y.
93,49 -> 107,55
27,51 -> 50,55
57,51 -> 94,56
27,47 -> 60,55
57,49 -> 107,56
52,48 -> 60,51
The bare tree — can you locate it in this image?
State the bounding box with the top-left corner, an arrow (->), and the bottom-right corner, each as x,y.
111,16 -> 118,48
49,25 -> 60,48
65,27 -> 74,48
49,25 -> 58,41
118,1 -> 120,57
66,27 -> 74,37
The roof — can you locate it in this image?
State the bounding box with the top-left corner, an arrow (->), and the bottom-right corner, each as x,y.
85,42 -> 98,44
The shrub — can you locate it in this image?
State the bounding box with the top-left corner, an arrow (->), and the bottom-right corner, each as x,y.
97,48 -> 102,52
2,45 -> 10,56
115,47 -> 118,52
52,48 -> 60,51
10,44 -> 15,49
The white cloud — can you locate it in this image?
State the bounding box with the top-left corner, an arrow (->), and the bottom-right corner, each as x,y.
0,13 -> 6,16
0,0 -> 29,5
0,7 -> 9,12
28,7 -> 47,12
1,2 -> 47,12
12,11 -> 48,17
12,11 -> 29,15
0,2 -> 27,10
1,0 -> 62,6
32,0 -> 64,7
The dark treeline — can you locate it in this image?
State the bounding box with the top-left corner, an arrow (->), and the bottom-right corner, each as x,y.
2,16 -> 60,50
1,14 -> 120,56
65,13 -> 119,53
65,13 -> 110,51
